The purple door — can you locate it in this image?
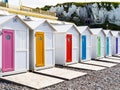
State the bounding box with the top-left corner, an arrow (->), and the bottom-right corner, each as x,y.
116,38 -> 118,54
2,30 -> 14,72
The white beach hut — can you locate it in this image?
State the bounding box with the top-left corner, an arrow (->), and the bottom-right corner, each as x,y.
111,31 -> 120,55
0,15 -> 30,76
77,26 -> 92,61
25,19 -> 56,71
51,24 -> 79,65
90,28 -> 105,59
103,30 -> 112,57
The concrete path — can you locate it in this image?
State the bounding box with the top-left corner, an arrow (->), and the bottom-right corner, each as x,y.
113,55 -> 120,58
67,63 -> 105,71
106,56 -> 120,60
1,72 -> 64,89
83,60 -> 116,67
97,58 -> 120,63
35,67 -> 86,80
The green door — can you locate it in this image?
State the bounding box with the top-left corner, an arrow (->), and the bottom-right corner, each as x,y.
97,36 -> 101,57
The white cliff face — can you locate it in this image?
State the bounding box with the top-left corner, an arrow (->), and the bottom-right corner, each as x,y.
56,5 -> 64,15
76,7 -> 88,18
68,5 -> 77,17
49,7 -> 56,12
48,3 -> 120,26
63,11 -> 68,17
91,3 -> 99,20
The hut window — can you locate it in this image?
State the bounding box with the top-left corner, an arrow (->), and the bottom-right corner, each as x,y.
68,38 -> 70,42
6,35 -> 11,40
38,36 -> 42,40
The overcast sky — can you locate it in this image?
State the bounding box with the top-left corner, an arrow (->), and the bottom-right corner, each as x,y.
20,0 -> 120,8
1,0 -> 120,8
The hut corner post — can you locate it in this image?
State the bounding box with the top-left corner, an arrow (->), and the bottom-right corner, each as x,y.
0,68 -> 2,77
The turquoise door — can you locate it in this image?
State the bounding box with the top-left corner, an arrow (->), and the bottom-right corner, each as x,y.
106,37 -> 109,56
82,35 -> 86,60
97,37 -> 101,57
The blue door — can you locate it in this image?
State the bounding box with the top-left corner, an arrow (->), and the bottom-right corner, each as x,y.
82,35 -> 86,60
106,37 -> 109,56
116,38 -> 118,54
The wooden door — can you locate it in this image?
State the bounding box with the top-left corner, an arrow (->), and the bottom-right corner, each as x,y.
36,32 -> 45,67
97,36 -> 101,57
106,37 -> 109,56
2,30 -> 14,72
66,34 -> 72,62
116,37 -> 118,54
82,35 -> 86,60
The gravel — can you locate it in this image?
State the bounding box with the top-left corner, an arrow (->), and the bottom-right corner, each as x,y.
0,63 -> 120,90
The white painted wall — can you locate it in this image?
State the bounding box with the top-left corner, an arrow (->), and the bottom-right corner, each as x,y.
105,32 -> 112,56
29,30 -> 34,70
67,26 -> 79,64
91,31 -> 105,59
0,29 -> 2,74
117,34 -> 120,54
0,16 -> 29,76
112,33 -> 120,55
112,36 -> 116,55
55,33 -> 66,65
80,29 -> 91,61
91,35 -> 97,59
29,22 -> 55,70
99,31 -> 105,57
118,35 -> 120,54
55,26 -> 79,65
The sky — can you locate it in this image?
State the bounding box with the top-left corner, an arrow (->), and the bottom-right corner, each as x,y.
0,0 -> 120,8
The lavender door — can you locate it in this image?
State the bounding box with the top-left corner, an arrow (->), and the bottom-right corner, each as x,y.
116,38 -> 118,54
2,30 -> 14,72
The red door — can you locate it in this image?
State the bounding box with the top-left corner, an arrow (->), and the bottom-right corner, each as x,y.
66,34 -> 72,62
2,30 -> 14,72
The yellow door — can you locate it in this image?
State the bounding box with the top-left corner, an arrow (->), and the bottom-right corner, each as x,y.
36,32 -> 45,67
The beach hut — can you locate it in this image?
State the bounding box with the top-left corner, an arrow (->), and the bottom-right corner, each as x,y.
25,19 -> 56,71
111,31 -> 120,55
0,15 -> 30,76
103,30 -> 112,57
51,24 -> 79,65
90,28 -> 105,59
77,26 -> 92,61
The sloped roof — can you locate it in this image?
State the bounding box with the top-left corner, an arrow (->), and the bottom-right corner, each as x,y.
0,15 -> 32,29
51,24 -> 73,32
111,31 -> 120,36
25,19 -> 56,31
103,30 -> 112,36
77,26 -> 92,34
0,15 -> 15,25
25,20 -> 45,29
47,19 -> 63,24
90,28 -> 103,35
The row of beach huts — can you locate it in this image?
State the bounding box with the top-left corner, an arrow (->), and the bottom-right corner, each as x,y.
0,15 -> 120,77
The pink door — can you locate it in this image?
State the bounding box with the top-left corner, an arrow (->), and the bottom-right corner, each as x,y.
2,30 -> 14,72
